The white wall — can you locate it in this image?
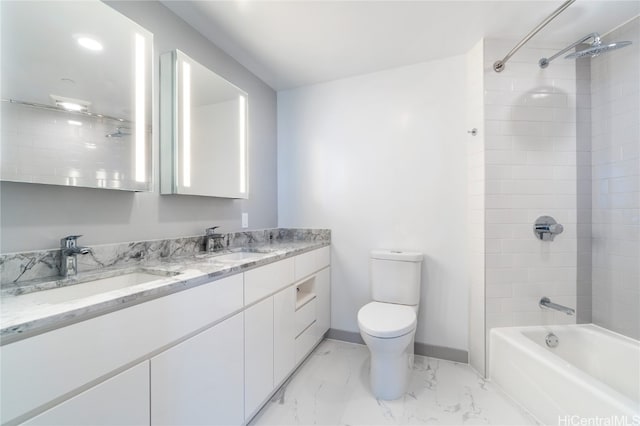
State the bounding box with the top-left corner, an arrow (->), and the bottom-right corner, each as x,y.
591,17 -> 640,340
278,56 -> 469,351
0,1 -> 277,253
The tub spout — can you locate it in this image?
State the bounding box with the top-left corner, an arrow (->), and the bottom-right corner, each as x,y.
539,297 -> 575,316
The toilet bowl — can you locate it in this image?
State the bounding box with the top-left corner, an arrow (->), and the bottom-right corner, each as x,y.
358,301 -> 418,400
357,249 -> 423,400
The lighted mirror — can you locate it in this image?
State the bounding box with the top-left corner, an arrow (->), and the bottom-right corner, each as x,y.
0,0 -> 153,191
160,50 -> 248,199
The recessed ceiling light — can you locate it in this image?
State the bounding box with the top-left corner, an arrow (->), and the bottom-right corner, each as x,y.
57,101 -> 85,112
67,120 -> 82,126
50,94 -> 91,112
77,37 -> 103,51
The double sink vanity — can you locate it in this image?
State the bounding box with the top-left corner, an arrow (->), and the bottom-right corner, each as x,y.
0,229 -> 331,426
0,2 -> 328,425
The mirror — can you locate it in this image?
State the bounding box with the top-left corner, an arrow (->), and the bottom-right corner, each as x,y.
160,50 -> 248,199
0,0 -> 153,191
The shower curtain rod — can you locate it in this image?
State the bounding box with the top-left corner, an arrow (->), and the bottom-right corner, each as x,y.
493,0 -> 576,73
1,98 -> 131,124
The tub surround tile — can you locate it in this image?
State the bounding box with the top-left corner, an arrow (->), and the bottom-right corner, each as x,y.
0,229 -> 330,345
251,339 -> 538,426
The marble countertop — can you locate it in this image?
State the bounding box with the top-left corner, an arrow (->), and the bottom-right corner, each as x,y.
0,240 -> 329,345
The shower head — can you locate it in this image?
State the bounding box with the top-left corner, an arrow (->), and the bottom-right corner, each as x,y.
539,32 -> 633,69
565,40 -> 632,59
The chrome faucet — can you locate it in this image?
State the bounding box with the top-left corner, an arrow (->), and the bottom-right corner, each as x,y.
539,297 -> 575,316
533,216 -> 564,241
60,235 -> 92,277
205,227 -> 225,252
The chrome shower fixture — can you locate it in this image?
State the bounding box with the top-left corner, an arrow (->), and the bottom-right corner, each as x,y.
539,32 -> 632,68
105,127 -> 131,138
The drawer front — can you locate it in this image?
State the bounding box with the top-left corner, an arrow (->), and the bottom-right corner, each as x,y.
295,321 -> 318,364
294,298 -> 316,337
0,274 -> 243,425
294,246 -> 330,281
244,258 -> 294,306
23,361 -> 150,426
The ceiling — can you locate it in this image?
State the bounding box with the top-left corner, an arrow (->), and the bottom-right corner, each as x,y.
163,1 -> 640,90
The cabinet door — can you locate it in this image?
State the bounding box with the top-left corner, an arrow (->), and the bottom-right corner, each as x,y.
316,267 -> 331,339
151,313 -> 244,426
274,286 -> 296,386
24,361 -> 149,426
244,297 -> 274,420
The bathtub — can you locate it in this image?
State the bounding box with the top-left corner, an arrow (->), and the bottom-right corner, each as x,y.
490,324 -> 640,425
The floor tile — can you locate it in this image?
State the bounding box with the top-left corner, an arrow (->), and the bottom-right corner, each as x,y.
251,339 -> 539,426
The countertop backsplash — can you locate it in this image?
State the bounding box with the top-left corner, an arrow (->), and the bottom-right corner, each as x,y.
0,228 -> 330,290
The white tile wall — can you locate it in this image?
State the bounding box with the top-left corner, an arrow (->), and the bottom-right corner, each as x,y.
0,103 -> 149,190
590,17 -> 640,340
483,40 -> 578,370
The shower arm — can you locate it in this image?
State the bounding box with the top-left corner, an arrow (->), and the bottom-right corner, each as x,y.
493,0 -> 575,73
539,32 -> 601,68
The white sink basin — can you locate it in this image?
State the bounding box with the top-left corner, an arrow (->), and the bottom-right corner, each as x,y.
213,252 -> 266,263
9,272 -> 171,306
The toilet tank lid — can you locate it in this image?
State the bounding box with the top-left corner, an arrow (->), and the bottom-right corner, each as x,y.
370,250 -> 423,262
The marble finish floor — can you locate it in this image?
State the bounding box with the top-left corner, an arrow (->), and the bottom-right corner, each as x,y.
251,339 -> 539,426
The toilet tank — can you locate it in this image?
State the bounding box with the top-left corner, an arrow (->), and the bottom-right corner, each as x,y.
370,250 -> 423,305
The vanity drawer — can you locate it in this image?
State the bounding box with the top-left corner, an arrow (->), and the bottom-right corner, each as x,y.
244,258 -> 294,306
295,321 -> 318,363
294,297 -> 316,337
294,246 -> 330,281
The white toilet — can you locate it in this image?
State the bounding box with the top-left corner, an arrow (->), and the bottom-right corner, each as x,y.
357,249 -> 423,400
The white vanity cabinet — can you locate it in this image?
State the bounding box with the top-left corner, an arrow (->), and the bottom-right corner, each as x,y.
0,273 -> 243,425
23,361 -> 150,426
150,313 -> 244,426
1,246 -> 330,426
243,247 -> 331,422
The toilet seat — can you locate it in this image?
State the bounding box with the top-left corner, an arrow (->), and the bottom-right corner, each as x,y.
357,302 -> 417,338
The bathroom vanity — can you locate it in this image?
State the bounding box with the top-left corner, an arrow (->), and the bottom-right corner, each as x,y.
0,233 -> 330,425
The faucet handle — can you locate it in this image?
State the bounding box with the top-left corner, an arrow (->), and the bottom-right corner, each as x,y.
61,235 -> 83,248
205,227 -> 220,236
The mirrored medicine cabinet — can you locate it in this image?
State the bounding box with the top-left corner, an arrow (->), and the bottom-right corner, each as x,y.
0,0 -> 153,191
160,50 -> 249,199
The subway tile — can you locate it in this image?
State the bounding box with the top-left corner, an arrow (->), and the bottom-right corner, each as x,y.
486,268 -> 528,284
486,313 -> 513,329
486,283 -> 513,298
512,311 -> 545,326
512,164 -> 555,180
528,267 -> 575,282
486,253 -> 514,269
486,165 -> 513,180
485,149 -> 527,165
512,135 -> 552,151
485,135 -> 512,150
510,106 -> 554,122
485,105 -> 512,121
485,209 -> 529,224
485,239 -> 502,254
